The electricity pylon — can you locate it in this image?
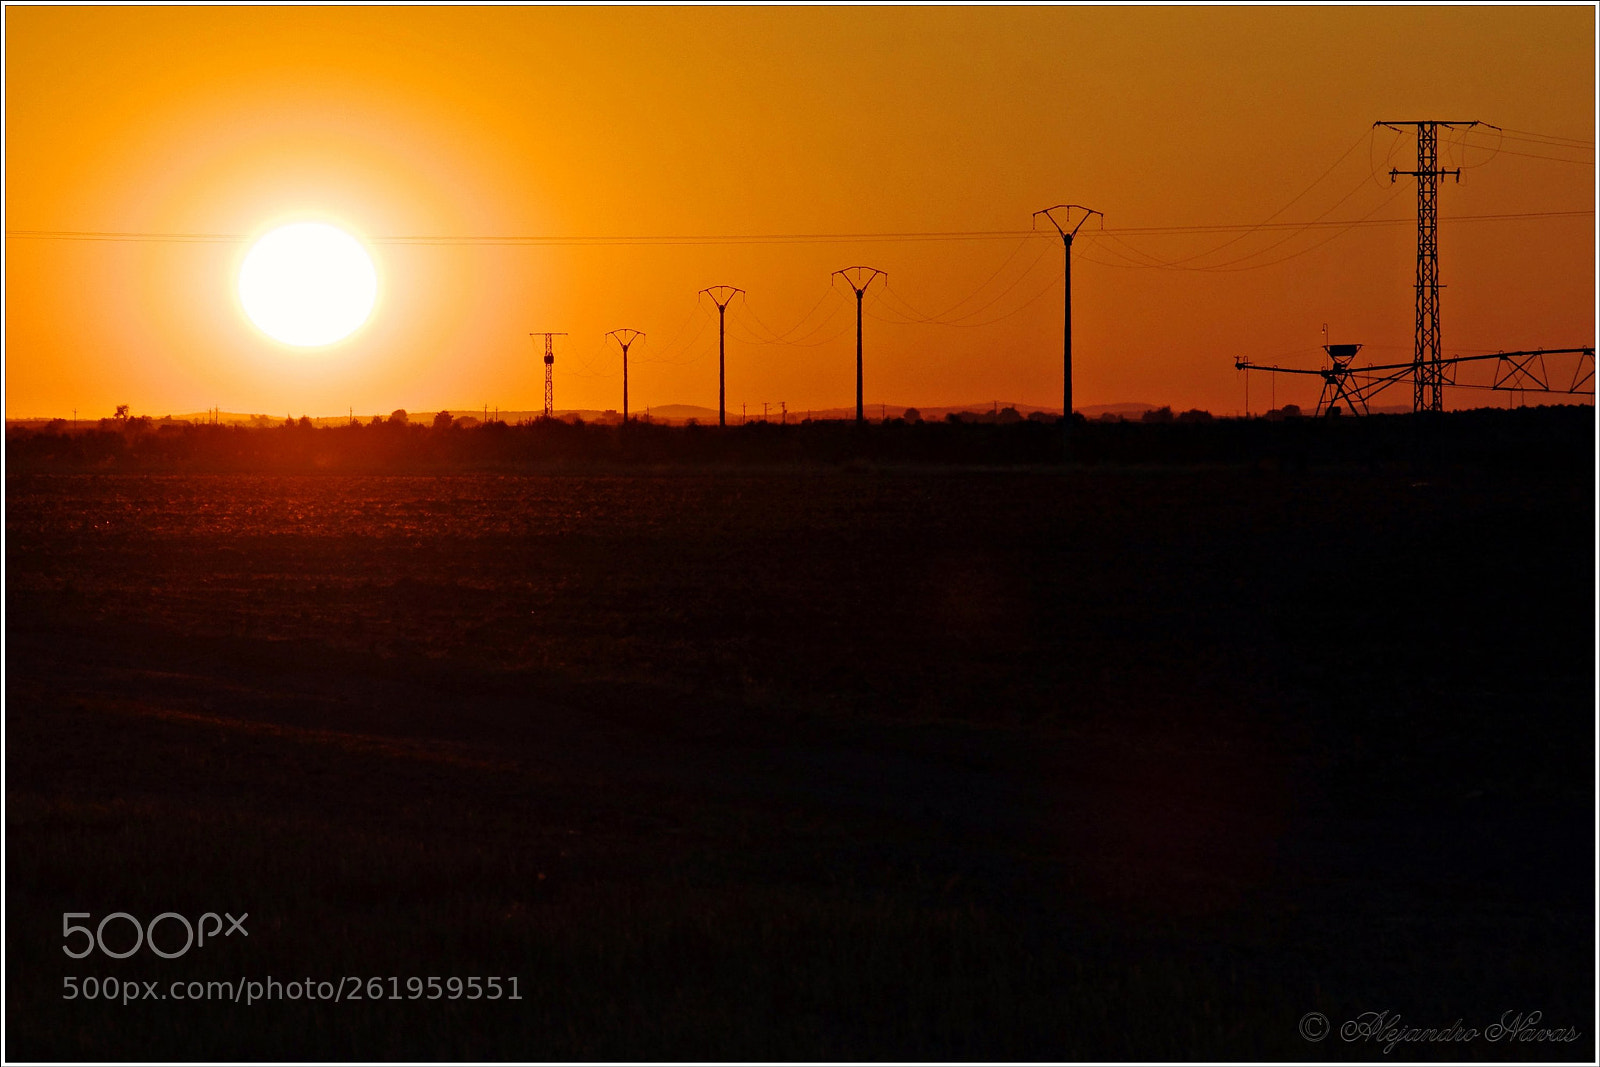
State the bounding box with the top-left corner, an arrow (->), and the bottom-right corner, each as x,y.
699,286 -> 744,426
1375,120 -> 1492,412
1033,205 -> 1101,450
606,329 -> 645,423
832,267 -> 887,424
530,332 -> 566,418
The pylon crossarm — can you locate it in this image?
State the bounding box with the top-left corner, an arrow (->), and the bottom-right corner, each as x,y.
1032,205 -> 1103,239
1375,120 -> 1486,132
699,285 -> 744,309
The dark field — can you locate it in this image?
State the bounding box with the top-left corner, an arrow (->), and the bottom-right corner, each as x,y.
5,447 -> 1595,1058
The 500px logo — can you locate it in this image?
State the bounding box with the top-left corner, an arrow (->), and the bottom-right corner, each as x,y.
63,912 -> 248,959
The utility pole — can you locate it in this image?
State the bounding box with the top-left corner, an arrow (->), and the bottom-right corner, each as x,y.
1375,120 -> 1490,413
530,332 -> 567,418
1033,205 -> 1102,452
699,286 -> 744,426
606,329 -> 645,423
832,267 -> 887,424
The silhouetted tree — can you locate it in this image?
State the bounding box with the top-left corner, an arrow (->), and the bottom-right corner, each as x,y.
432,410 -> 454,430
1177,408 -> 1213,423
114,404 -> 129,421
390,409 -> 409,426
903,407 -> 922,422
1141,406 -> 1175,423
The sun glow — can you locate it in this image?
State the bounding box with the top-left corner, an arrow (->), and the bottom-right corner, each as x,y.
238,222 -> 377,347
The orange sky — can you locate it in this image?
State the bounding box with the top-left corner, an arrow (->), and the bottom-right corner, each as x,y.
5,7 -> 1594,418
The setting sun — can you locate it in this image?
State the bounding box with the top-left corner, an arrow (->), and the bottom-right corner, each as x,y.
238,222 -> 377,347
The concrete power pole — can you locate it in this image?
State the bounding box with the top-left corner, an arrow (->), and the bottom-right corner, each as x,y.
606,329 -> 645,423
1033,205 -> 1102,453
699,286 -> 744,427
832,267 -> 887,424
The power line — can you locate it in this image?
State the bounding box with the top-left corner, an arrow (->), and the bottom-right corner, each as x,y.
5,209 -> 1588,247
1106,164 -> 1390,271
1138,127 -> 1379,270
877,237 -> 1035,323
1090,182 -> 1410,273
875,241 -> 1055,325
868,259 -> 1064,329
1494,125 -> 1595,148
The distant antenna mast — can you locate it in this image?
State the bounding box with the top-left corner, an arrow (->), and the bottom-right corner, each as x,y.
606,329 -> 645,423
1033,204 -> 1102,452
530,332 -> 567,418
699,286 -> 744,427
832,267 -> 887,424
1374,119 -> 1493,412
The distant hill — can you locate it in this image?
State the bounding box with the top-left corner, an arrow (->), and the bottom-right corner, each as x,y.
3,400 -> 1260,430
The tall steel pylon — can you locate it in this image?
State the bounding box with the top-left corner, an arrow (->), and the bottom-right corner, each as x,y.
699,286 -> 744,426
606,329 -> 645,423
1375,120 -> 1491,412
832,267 -> 887,424
530,332 -> 566,418
1033,205 -> 1101,450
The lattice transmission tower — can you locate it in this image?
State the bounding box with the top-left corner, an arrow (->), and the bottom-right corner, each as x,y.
530,332 -> 566,418
1375,119 -> 1492,412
